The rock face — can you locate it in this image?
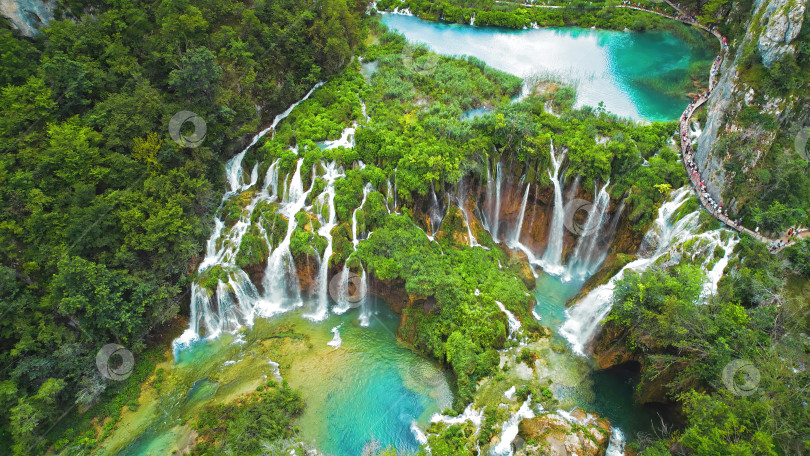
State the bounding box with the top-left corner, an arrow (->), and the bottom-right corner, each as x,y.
592,320 -> 694,404
697,0 -> 805,206
517,409 -> 612,456
0,0 -> 52,36
757,0 -> 806,68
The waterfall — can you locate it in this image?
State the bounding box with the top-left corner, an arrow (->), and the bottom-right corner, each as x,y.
428,184 -> 444,235
333,266 -> 352,315
262,159 -> 308,311
491,397 -> 535,456
224,83 -> 324,194
264,159 -> 280,200
358,268 -> 371,327
492,161 -> 503,242
394,167 -> 399,212
511,183 -> 530,246
484,158 -> 495,233
566,175 -> 581,204
305,161 -> 344,322
566,180 -> 610,280
458,203 -> 480,247
700,231 -> 739,299
386,178 -> 394,213
495,301 -> 522,339
586,200 -> 625,275
353,183 -> 374,248
199,218 -> 225,270
605,428 -> 626,456
410,421 -> 428,446
455,179 -> 481,248
174,83 -> 325,352
540,140 -> 566,275
560,188 -> 698,355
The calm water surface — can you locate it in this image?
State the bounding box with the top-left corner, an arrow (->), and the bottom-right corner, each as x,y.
382,13 -> 715,121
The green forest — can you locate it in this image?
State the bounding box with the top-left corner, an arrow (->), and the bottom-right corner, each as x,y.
1,0 -> 809,454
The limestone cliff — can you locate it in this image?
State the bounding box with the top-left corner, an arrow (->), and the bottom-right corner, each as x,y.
696,0 -> 806,210
0,0 -> 52,36
757,0 -> 806,67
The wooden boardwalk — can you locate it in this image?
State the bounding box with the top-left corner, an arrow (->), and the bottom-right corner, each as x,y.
617,3 -> 806,252
497,0 -> 807,251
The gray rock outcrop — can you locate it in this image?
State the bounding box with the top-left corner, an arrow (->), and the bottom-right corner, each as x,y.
1,0 -> 53,36
757,0 -> 806,68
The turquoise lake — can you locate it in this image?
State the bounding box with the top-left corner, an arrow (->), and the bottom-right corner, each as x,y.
381,13 -> 716,122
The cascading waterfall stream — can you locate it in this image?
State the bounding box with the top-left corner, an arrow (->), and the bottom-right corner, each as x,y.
560,188 -> 699,355
540,140 -> 567,275
262,159 -> 308,311
455,180 -> 482,248
357,268 -> 371,326
352,183 -> 374,249
335,182 -> 373,317
510,183 -> 531,247
565,180 -> 611,280
698,231 -> 739,299
587,199 -> 626,273
605,428 -> 626,456
492,161 -> 503,242
495,301 -> 522,340
491,397 -> 536,456
428,183 -> 445,236
305,162 -> 345,322
174,83 -> 324,351
484,158 -> 495,233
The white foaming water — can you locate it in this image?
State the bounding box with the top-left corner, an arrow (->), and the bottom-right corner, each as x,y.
458,203 -> 482,248
605,427 -> 626,456
324,124 -> 357,150
511,183 -> 530,246
701,232 -> 739,299
491,397 -> 535,456
327,324 -> 342,349
566,180 -> 611,280
267,359 -> 283,380
430,403 -> 485,428
495,301 -> 522,339
173,83 -> 324,353
262,159 -> 308,312
504,385 -> 516,400
455,180 -> 482,248
492,162 -> 503,242
305,162 -> 345,322
411,421 -> 429,446
560,188 -> 699,355
358,268 -> 371,327
540,140 -> 567,276
352,182 -> 374,248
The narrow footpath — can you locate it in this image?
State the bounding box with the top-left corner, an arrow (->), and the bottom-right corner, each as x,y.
616,2 -> 808,252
